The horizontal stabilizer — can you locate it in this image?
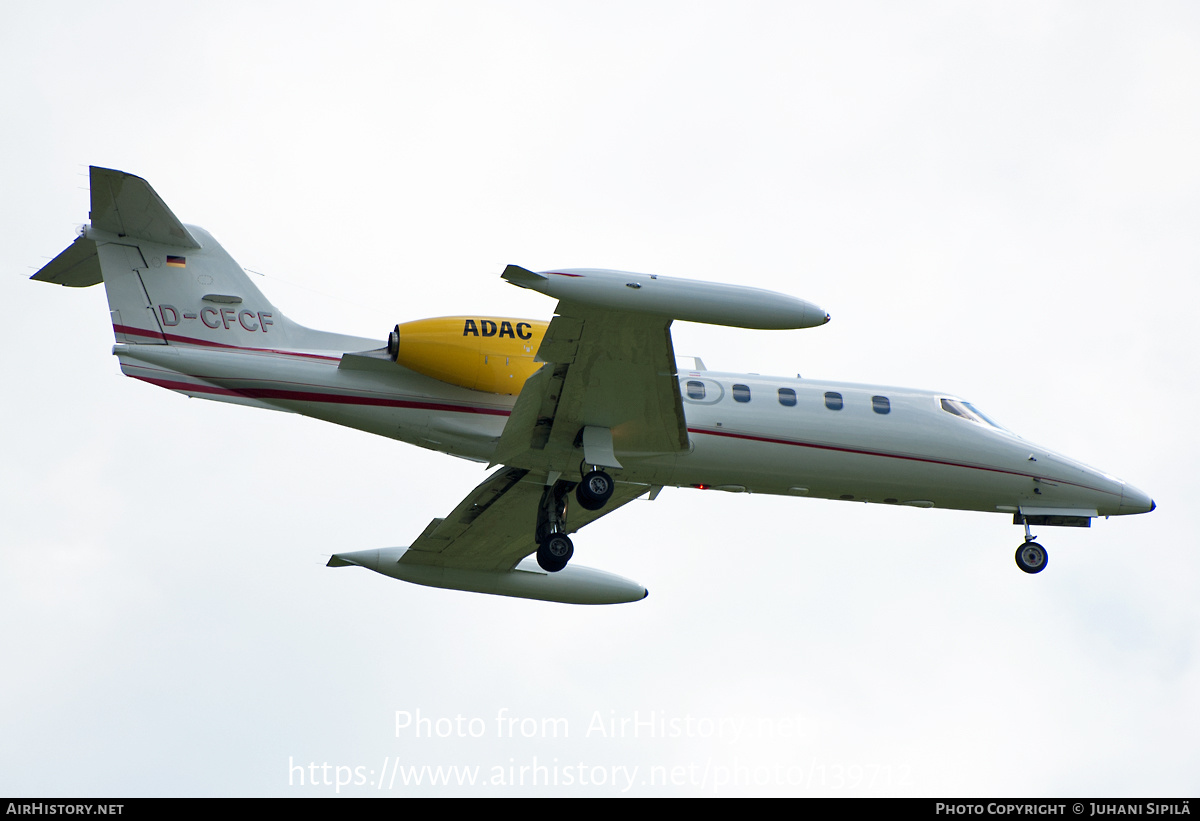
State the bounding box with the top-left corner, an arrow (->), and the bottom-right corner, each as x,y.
31,235 -> 102,287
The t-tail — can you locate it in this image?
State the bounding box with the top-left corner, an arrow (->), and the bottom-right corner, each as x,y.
32,167 -> 376,402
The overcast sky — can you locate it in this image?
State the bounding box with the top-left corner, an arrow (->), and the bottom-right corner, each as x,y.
3,1 -> 1197,797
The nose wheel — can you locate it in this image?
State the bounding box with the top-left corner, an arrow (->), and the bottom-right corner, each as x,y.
1015,541 -> 1048,574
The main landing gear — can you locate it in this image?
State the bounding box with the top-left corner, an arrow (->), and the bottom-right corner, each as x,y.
575,469 -> 615,511
534,468 -> 615,573
537,533 -> 574,573
1015,516 -> 1048,574
535,480 -> 573,573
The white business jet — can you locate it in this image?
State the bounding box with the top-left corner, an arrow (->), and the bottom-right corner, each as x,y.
33,168 -> 1154,604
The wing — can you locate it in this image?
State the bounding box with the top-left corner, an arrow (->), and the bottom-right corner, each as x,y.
398,466 -> 653,571
394,283 -> 687,573
329,263 -> 825,602
492,297 -> 689,472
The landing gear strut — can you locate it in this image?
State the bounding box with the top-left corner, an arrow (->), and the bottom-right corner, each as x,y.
532,468 -> 615,572
1015,516 -> 1048,574
536,481 -> 574,573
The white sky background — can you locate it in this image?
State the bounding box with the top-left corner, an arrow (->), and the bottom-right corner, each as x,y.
2,0 -> 1197,797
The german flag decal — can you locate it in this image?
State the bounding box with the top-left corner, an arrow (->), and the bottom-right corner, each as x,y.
166,255 -> 186,268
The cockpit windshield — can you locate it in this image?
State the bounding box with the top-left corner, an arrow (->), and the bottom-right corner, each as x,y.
940,398 -> 1008,431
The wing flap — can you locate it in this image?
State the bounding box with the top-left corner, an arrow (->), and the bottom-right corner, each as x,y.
400,466 -> 651,572
493,300 -> 687,472
534,314 -> 584,363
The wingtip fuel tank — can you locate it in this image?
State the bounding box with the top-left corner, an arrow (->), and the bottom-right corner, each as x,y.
502,265 -> 829,330
328,547 -> 649,605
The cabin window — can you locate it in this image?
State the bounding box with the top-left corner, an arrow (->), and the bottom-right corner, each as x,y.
686,380 -> 706,400
732,384 -> 751,403
872,395 -> 891,415
824,391 -> 843,411
778,388 -> 797,407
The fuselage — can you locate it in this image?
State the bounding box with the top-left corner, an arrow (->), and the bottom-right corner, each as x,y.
33,167 -> 1154,598
113,339 -> 1153,520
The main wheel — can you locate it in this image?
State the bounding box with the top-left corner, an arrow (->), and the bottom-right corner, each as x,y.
537,533 -> 574,573
575,470 -> 615,511
1015,542 -> 1048,574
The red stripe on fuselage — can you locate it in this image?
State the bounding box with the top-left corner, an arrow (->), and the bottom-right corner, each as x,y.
130,374 -> 511,416
687,426 -> 1118,497
112,324 -> 342,362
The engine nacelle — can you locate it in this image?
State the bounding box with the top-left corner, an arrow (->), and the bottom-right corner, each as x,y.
387,316 -> 549,395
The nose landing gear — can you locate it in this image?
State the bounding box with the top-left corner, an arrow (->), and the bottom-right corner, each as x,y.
1015,516 -> 1048,574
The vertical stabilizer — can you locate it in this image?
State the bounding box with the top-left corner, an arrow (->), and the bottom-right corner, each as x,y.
87,166 -> 200,249
33,167 -> 375,354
